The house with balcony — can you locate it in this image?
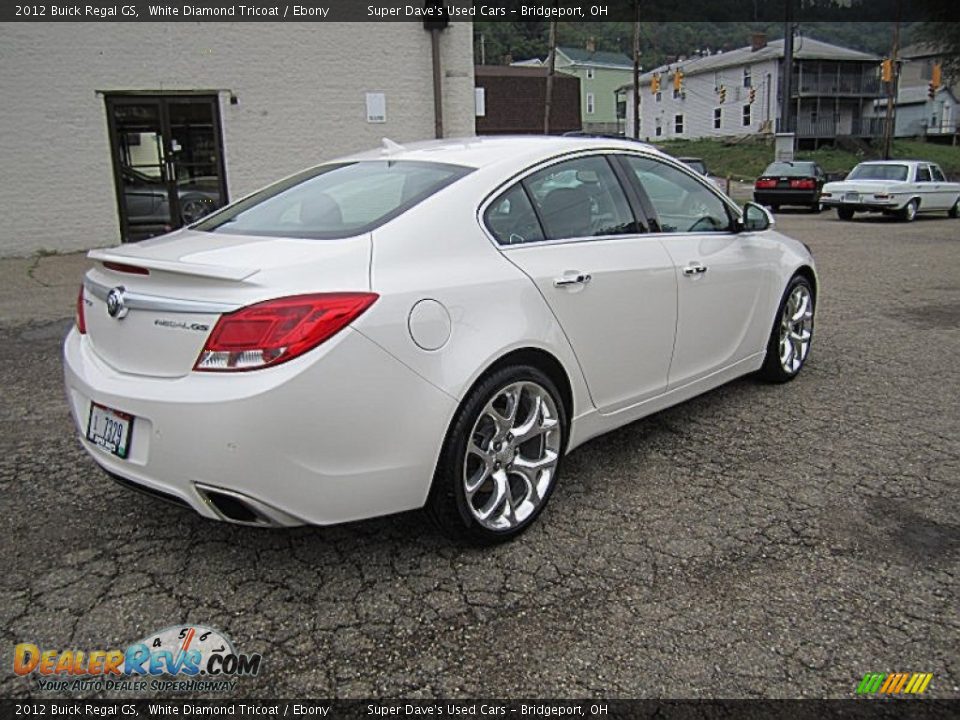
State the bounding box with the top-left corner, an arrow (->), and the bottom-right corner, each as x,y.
620,33 -> 884,147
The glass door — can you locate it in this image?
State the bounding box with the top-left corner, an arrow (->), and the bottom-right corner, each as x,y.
105,95 -> 227,242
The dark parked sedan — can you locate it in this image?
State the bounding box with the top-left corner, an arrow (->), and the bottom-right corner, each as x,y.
754,161 -> 825,212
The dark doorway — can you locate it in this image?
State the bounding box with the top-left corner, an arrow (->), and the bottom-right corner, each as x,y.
105,95 -> 228,242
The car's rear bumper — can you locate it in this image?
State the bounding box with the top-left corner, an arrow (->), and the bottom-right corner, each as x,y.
820,196 -> 903,212
754,190 -> 819,206
63,326 -> 457,527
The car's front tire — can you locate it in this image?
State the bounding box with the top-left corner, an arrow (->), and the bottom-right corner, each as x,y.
426,365 -> 567,545
759,275 -> 815,383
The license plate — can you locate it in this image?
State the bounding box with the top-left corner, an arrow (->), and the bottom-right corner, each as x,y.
86,403 -> 133,459
844,192 -> 859,203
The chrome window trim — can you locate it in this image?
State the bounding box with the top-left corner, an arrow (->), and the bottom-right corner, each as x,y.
83,277 -> 241,315
476,148 -> 742,250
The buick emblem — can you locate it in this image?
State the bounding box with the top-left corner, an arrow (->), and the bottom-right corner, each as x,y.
106,287 -> 128,319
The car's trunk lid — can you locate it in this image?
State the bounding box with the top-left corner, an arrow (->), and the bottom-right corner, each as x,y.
81,229 -> 372,378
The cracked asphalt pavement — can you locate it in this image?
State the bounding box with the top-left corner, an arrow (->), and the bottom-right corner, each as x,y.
1,211 -> 958,699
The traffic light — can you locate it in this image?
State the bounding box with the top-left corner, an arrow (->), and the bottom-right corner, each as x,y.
673,69 -> 684,93
881,58 -> 893,83
651,73 -> 661,94
932,62 -> 942,90
719,85 -> 727,103
748,87 -> 756,104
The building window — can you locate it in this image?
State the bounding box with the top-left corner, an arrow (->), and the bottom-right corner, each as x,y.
656,91 -> 662,103
714,107 -> 722,129
921,59 -> 933,80
675,114 -> 684,134
742,104 -> 751,127
673,88 -> 682,99
586,93 -> 595,115
655,118 -> 662,136
743,66 -> 752,88
586,68 -> 595,80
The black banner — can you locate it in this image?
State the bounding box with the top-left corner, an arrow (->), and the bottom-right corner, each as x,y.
3,0 -> 960,23
2,700 -> 960,720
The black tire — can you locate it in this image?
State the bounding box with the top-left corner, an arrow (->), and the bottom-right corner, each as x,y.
769,204 -> 780,213
759,275 -> 815,384
949,198 -> 959,219
426,365 -> 568,545
837,207 -> 854,221
810,203 -> 821,214
899,199 -> 918,222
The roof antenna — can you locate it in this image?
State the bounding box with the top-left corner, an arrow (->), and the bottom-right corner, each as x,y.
381,137 -> 405,153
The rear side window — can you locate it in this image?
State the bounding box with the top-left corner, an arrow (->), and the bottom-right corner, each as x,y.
195,161 -> 472,239
522,155 -> 637,240
484,185 -> 545,245
916,166 -> 932,182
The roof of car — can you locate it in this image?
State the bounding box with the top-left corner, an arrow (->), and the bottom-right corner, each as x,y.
343,135 -> 666,170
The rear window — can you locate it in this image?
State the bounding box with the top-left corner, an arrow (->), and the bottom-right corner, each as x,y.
763,162 -> 816,177
195,161 -> 472,239
847,163 -> 909,182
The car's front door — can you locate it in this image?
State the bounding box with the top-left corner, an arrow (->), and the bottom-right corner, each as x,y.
619,155 -> 777,389
485,154 -> 678,414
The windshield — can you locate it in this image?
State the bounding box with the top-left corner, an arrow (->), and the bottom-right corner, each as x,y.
763,162 -> 816,177
195,161 -> 472,239
847,164 -> 909,181
681,159 -> 707,175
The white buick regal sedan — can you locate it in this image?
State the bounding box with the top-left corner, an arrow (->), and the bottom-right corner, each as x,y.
64,136 -> 817,543
820,160 -> 960,221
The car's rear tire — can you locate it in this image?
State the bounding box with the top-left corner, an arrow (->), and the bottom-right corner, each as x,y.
426,365 -> 567,545
899,199 -> 918,222
810,203 -> 821,214
949,198 -> 959,219
837,207 -> 854,221
759,275 -> 815,384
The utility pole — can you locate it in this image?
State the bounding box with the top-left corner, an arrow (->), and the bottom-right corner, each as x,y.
544,20 -> 557,134
882,1 -> 902,160
779,0 -> 795,135
632,5 -> 641,139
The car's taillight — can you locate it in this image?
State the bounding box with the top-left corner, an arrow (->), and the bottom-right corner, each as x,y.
76,285 -> 87,335
194,293 -> 378,372
103,261 -> 149,275
790,179 -> 816,189
755,178 -> 777,189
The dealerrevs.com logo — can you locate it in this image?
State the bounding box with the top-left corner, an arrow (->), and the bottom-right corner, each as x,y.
14,625 -> 262,693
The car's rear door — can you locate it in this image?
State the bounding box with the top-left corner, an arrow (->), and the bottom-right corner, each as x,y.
618,154 -> 777,389
486,153 -> 677,414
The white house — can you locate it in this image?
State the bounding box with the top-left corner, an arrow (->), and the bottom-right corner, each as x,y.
0,23 -> 476,257
621,34 -> 881,146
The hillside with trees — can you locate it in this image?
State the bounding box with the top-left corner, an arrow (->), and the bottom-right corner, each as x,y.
473,22 -> 914,68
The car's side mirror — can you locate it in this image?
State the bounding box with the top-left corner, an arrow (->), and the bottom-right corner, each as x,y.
739,202 -> 774,232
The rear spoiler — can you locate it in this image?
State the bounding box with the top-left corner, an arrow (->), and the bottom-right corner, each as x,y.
88,249 -> 258,282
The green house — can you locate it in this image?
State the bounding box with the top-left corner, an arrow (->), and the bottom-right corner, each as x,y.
555,44 -> 634,134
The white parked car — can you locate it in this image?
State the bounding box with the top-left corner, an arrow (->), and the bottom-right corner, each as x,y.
820,160 -> 960,221
64,136 -> 817,543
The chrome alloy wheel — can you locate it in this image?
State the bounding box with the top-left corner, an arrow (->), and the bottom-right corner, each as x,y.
779,284 -> 814,374
463,381 -> 562,531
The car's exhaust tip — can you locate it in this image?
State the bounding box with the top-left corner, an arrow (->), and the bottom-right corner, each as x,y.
195,483 -> 302,528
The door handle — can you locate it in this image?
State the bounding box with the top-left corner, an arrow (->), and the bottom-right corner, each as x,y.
553,273 -> 592,288
682,263 -> 708,277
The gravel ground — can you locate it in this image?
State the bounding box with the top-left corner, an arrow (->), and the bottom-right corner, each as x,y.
0,210 -> 957,700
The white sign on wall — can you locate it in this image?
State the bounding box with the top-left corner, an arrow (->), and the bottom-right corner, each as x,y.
365,93 -> 386,123
475,87 -> 486,117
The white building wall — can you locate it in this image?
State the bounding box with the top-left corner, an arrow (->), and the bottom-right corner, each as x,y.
0,23 -> 475,257
626,58 -> 780,141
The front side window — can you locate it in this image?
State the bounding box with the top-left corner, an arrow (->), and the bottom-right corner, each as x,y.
484,184 -> 545,246
623,156 -> 731,233
931,165 -> 946,182
523,155 -> 637,240
195,161 -> 471,239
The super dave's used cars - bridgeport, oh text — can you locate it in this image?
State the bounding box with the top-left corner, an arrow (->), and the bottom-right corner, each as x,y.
64,136 -> 818,543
